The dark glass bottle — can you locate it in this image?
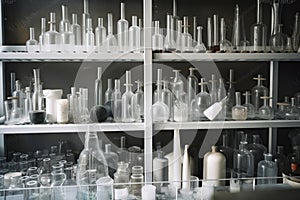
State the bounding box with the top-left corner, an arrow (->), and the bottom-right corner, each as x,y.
273,146 -> 288,178
218,134 -> 234,178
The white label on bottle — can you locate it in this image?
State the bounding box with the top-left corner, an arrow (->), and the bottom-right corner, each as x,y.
114,188 -> 128,199
6,194 -> 24,200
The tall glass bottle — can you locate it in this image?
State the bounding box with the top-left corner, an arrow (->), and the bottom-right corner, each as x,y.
218,134 -> 234,178
258,96 -> 274,120
292,12 -> 300,52
153,69 -> 170,122
257,153 -> 278,185
232,92 -> 247,121
152,21 -> 164,52
207,17 -> 213,51
82,0 -> 90,47
129,16 -> 141,53
122,71 -> 135,122
196,78 -> 211,120
44,12 -> 60,52
76,128 -> 109,199
243,91 -> 255,119
39,158 -> 52,200
132,80 -> 144,122
194,26 -> 206,53
95,67 -> 103,106
117,2 -> 129,52
181,16 -> 193,52
164,14 -> 176,52
105,79 -> 113,104
217,78 -> 226,102
71,13 -> 81,47
161,80 -> 174,121
79,88 -> 90,123
187,68 -> 198,121
114,162 -> 130,200
175,20 -> 183,52
117,136 -> 129,163
59,5 -> 70,33
212,14 -> 220,52
219,18 -> 233,52
60,10 -> 74,53
85,18 -> 94,52
113,79 -> 122,122
232,4 -> 241,52
95,18 -> 107,52
269,24 -> 287,52
23,87 -> 32,123
32,69 -> 43,111
233,141 -> 254,178
68,87 -> 78,123
106,13 -> 117,52
252,74 -> 268,115
26,27 -> 38,52
250,0 -> 267,52
209,74 -> 218,104
39,18 -> 46,52
104,144 -> 119,178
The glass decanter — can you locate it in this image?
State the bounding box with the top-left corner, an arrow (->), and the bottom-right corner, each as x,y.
252,74 -> 268,115
209,74 -> 218,104
187,67 -> 198,121
85,18 -> 94,52
273,146 -> 288,177
153,69 -> 170,122
39,18 -> 46,52
122,71 -> 135,122
62,167 -> 77,199
233,141 -> 254,179
292,12 -> 300,52
232,92 -> 247,121
196,78 -> 211,120
71,13 -> 81,47
104,144 -> 119,179
152,21 -> 164,52
257,153 -> 278,185
77,128 -> 109,199
161,80 -> 174,121
44,12 -> 60,52
129,16 -> 141,53
59,5 -> 70,33
26,27 -> 38,52
114,162 -> 130,200
175,20 -> 183,52
95,18 -> 107,52
181,16 -> 193,52
106,13 -> 118,53
132,80 -> 144,122
117,136 -> 129,163
194,26 -> 206,53
207,17 -> 213,51
164,14 -> 176,52
285,97 -> 300,120
258,96 -> 274,120
105,78 -> 113,104
218,134 -> 234,178
113,79 -> 122,122
270,24 -> 287,52
212,14 -> 220,52
95,66 -> 103,106
117,2 -> 129,52
243,91 -> 255,119
219,18 -> 233,52
232,4 -> 241,52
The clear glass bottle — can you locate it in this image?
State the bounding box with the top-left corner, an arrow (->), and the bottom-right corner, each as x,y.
106,13 -> 118,53
273,146 -> 288,177
122,71 -> 135,122
51,171 -> 66,199
218,134 -> 234,178
117,2 -> 129,52
257,153 -> 278,185
171,70 -> 184,100
85,18 -> 95,52
113,79 -> 122,122
71,13 -> 81,47
175,19 -> 183,52
232,92 -> 247,121
252,74 -> 268,115
153,150 -> 168,192
44,12 -> 60,52
26,27 -> 38,52
258,96 -> 274,120
285,97 -> 300,120
187,67 -> 198,121
292,12 -> 300,52
117,136 -> 129,163
95,18 -> 107,52
207,17 -> 213,51
59,5 -> 70,33
26,180 -> 39,200
209,74 -> 218,104
243,91 -> 255,119
181,16 -> 193,52
276,102 -> 289,119
212,14 -> 220,52
95,66 -> 103,106
82,0 -> 90,46
219,18 -> 233,52
114,162 -> 130,200
164,14 -> 176,52
39,18 -> 46,52
139,18 -> 144,51
217,78 -> 226,102
161,80 -> 174,121
38,158 -> 52,200
79,88 -> 90,123
105,79 -> 113,104
60,10 -> 74,53
153,69 -> 170,122
62,167 -> 77,199
152,21 -> 164,52
173,76 -> 188,122
76,128 -> 109,199
194,26 -> 206,53
104,144 -> 119,179
8,175 -> 24,197
129,16 -> 141,53
68,87 -> 78,123
23,87 -> 32,123
12,80 -> 25,110
233,141 -> 254,178
232,4 -> 241,52
196,78 -> 211,120
270,24 -> 287,52
132,80 -> 144,122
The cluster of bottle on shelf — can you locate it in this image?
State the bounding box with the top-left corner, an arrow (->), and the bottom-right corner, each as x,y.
153,68 -> 300,122
24,0 -> 300,54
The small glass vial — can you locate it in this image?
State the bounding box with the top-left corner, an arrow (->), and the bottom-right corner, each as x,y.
152,21 -> 164,52
132,80 -> 144,122
121,71 -> 135,122
181,16 -> 193,52
257,153 -> 278,184
44,12 -> 60,52
117,2 -> 129,52
26,27 -> 38,52
194,26 -> 206,53
232,92 -> 247,120
113,79 -> 122,122
95,18 -> 107,52
85,18 -> 95,52
129,16 -> 141,53
106,13 -> 118,52
243,91 -> 255,119
71,13 -> 81,48
164,14 -> 176,52
258,96 -> 274,120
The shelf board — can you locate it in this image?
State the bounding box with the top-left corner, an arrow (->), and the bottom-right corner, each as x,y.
153,53 -> 300,62
154,120 -> 300,130
0,123 -> 145,134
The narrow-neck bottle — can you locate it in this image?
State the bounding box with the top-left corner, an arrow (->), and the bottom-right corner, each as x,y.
232,4 -> 241,52
59,5 -> 70,33
62,167 -> 77,199
207,17 -> 212,51
132,80 -> 144,122
209,74 -> 218,104
26,27 -> 38,52
219,18 -> 233,52
95,18 -> 106,51
217,78 -> 226,102
233,141 -> 254,178
79,88 -> 90,123
85,18 -> 94,52
104,144 -> 119,178
23,87 -> 32,122
227,69 -> 236,106
105,79 -> 113,104
252,74 -> 268,114
12,80 -> 25,110
232,92 -> 247,121
106,13 -> 117,52
175,20 -> 183,52
39,18 -> 46,51
32,69 -> 43,111
122,71 -> 135,122
181,16 -> 193,52
129,16 -> 140,53
292,12 -> 300,51
212,14 -> 220,52
68,87 -> 78,123
95,67 -> 103,106
152,21 -> 164,52
164,14 -> 176,52
82,0 -> 90,47
117,2 -> 129,52
194,26 -> 206,52
117,136 -> 128,163
242,91 -> 255,119
258,95 -> 274,120
113,79 -> 122,122
196,78 -> 211,120
44,12 -> 60,52
161,80 -> 173,121
187,68 -> 198,121
257,153 -> 278,184
71,13 -> 81,46
60,14 -> 74,53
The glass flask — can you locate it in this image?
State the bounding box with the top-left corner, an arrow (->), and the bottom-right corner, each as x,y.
161,80 -> 174,121
122,71 -> 135,122
285,37 -> 294,53
258,96 -> 274,120
44,12 -> 60,52
26,180 -> 39,200
59,5 -> 70,33
129,16 -> 141,53
164,14 -> 176,52
212,14 -> 220,52
104,143 -> 119,178
68,87 -> 78,123
218,134 -> 234,178
39,18 -> 46,52
79,88 -> 90,123
85,18 -> 95,52
232,4 -> 241,52
270,24 -> 287,52
117,2 -> 129,52
247,134 -> 267,176
257,153 -> 278,185
51,171 -> 66,199
194,26 -> 206,52
232,92 -> 247,121
132,80 -> 144,122
23,87 -> 32,123
71,13 -> 81,47
113,79 -> 122,122
94,66 -> 103,106
173,76 -> 188,122
105,79 -> 113,104
276,102 -> 289,119
117,136 -> 129,163
26,27 -> 38,52
196,78 -> 211,120
152,21 -> 164,52
62,167 -> 77,199
153,69 -> 170,122
292,12 -> 300,52
76,128 -> 109,199
175,20 -> 183,52
114,162 -> 130,200
106,13 -> 118,52
187,67 -> 198,121
252,74 -> 268,115
181,16 -> 193,52
209,74 -> 218,104
243,91 -> 255,119
207,17 -> 213,51
273,146 -> 288,177
233,141 -> 254,178
285,97 -> 300,120
219,18 -> 232,52
95,18 -> 107,52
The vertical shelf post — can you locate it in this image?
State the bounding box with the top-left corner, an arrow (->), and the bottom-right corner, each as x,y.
0,0 -> 5,156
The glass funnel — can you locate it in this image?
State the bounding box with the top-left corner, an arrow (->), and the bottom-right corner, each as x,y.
122,71 -> 135,123
106,13 -> 117,53
232,92 -> 247,121
164,14 -> 176,52
269,24 -> 287,52
258,96 -> 274,120
26,27 -> 38,52
117,2 -> 129,52
181,16 -> 193,52
252,74 -> 268,115
95,18 -> 107,52
196,78 -> 211,120
129,16 -> 141,53
152,21 -> 164,52
194,26 -> 206,53
132,80 -> 144,122
219,18 -> 233,52
44,12 -> 60,52
243,91 -> 255,119
257,153 -> 278,185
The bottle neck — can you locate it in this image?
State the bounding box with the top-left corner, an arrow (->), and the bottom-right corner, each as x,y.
264,154 -> 272,161
154,21 -> 160,35
120,3 -> 125,20
62,5 -> 68,21
132,16 -> 138,27
257,0 -> 262,24
245,94 -> 250,104
41,18 -> 46,34
197,27 -> 203,44
235,92 -> 241,106
108,13 -> 113,35
272,2 -> 280,35
120,136 -> 126,149
114,80 -> 120,92
50,23 -> 56,32
220,19 -> 226,41
65,168 -> 72,180
84,132 -> 99,150
30,28 -> 35,40
72,14 -> 78,25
